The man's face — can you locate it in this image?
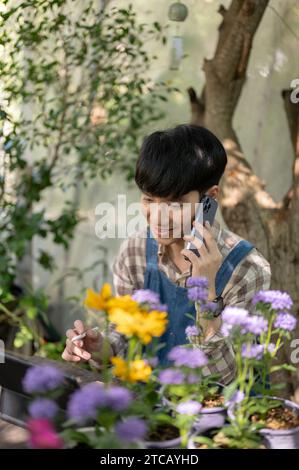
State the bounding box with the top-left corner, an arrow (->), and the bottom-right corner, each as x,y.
140,190 -> 201,246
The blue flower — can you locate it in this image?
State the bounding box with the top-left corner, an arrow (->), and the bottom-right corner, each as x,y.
185,325 -> 199,337
186,277 -> 209,289
28,399 -> 59,419
242,315 -> 268,335
67,383 -> 133,423
67,383 -> 107,423
221,307 -> 249,336
168,346 -> 208,369
115,417 -> 148,442
106,386 -> 133,411
158,368 -> 185,385
252,290 -> 293,311
241,343 -> 264,359
23,366 -> 64,394
225,390 -> 245,420
132,289 -> 168,311
274,312 -> 297,332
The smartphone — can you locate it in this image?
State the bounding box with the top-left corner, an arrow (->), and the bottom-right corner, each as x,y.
185,195 -> 218,258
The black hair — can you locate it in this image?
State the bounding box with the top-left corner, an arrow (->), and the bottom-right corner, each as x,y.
135,124 -> 227,199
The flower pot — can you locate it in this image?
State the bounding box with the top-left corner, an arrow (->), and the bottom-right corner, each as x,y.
192,405 -> 226,435
145,436 -> 182,449
145,423 -> 182,449
258,398 -> 299,449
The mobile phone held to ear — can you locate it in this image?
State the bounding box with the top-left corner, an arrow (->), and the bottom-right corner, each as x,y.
185,195 -> 218,258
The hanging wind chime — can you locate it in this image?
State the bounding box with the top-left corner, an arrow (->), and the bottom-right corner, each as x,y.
168,1 -> 189,70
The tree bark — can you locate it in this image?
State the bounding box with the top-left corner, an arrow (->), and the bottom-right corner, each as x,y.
188,0 -> 299,398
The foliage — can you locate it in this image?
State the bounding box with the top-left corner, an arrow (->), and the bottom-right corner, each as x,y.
0,0 -> 174,339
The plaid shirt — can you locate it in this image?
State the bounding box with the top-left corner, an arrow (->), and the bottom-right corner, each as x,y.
109,220 -> 271,385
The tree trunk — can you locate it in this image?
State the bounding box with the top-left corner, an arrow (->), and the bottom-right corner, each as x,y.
188,0 -> 299,398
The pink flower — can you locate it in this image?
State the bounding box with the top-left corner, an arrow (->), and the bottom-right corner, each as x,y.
28,419 -> 64,449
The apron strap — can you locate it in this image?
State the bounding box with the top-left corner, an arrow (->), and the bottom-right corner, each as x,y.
215,240 -> 255,297
146,225 -> 159,268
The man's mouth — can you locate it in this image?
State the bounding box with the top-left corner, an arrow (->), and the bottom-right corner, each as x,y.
152,225 -> 173,237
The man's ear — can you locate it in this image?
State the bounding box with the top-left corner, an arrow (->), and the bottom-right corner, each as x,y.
206,185 -> 219,200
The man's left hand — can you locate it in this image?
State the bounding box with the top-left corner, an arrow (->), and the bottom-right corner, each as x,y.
181,220 -> 223,301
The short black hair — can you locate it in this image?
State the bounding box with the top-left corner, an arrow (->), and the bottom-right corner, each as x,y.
135,124 -> 227,199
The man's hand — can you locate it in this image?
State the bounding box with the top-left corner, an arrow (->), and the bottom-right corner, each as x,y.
181,220 -> 223,301
62,320 -> 104,363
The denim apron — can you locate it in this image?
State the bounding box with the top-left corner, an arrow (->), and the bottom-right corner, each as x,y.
143,226 -> 254,366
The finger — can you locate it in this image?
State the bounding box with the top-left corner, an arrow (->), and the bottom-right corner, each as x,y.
74,319 -> 85,334
181,248 -> 203,266
184,234 -> 209,257
66,329 -> 83,347
66,339 -> 91,360
62,349 -> 81,362
86,328 -> 100,340
193,220 -> 215,251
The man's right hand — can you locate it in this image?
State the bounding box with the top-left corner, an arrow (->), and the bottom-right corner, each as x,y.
62,320 -> 104,363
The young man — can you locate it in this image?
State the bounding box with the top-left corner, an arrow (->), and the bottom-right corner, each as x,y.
62,124 -> 271,385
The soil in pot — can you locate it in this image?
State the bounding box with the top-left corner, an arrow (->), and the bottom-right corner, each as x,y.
250,398 -> 299,449
251,405 -> 299,431
202,393 -> 224,408
145,423 -> 181,449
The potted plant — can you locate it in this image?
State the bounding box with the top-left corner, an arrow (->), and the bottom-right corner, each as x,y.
189,289 -> 299,449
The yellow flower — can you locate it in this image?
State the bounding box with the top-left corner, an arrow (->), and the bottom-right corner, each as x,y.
108,308 -> 168,344
111,357 -> 152,383
84,283 -> 112,310
106,295 -> 139,314
108,308 -> 138,337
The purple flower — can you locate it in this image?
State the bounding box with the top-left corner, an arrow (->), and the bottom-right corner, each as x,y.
67,383 -> 107,423
252,290 -> 293,311
187,287 -> 208,302
28,399 -> 59,420
185,325 -> 199,337
132,289 -> 167,311
225,390 -> 245,409
132,289 -> 160,304
23,366 -> 64,394
274,313 -> 297,332
115,417 -> 148,442
186,277 -> 209,302
168,346 -> 208,369
186,277 -> 209,289
106,386 -> 133,411
242,315 -> 268,335
267,343 -> 276,354
67,384 -> 133,423
221,307 -> 249,336
158,369 -> 185,385
186,373 -> 198,384
200,302 -> 218,314
225,390 -> 245,420
241,343 -> 264,359
176,400 -> 202,415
